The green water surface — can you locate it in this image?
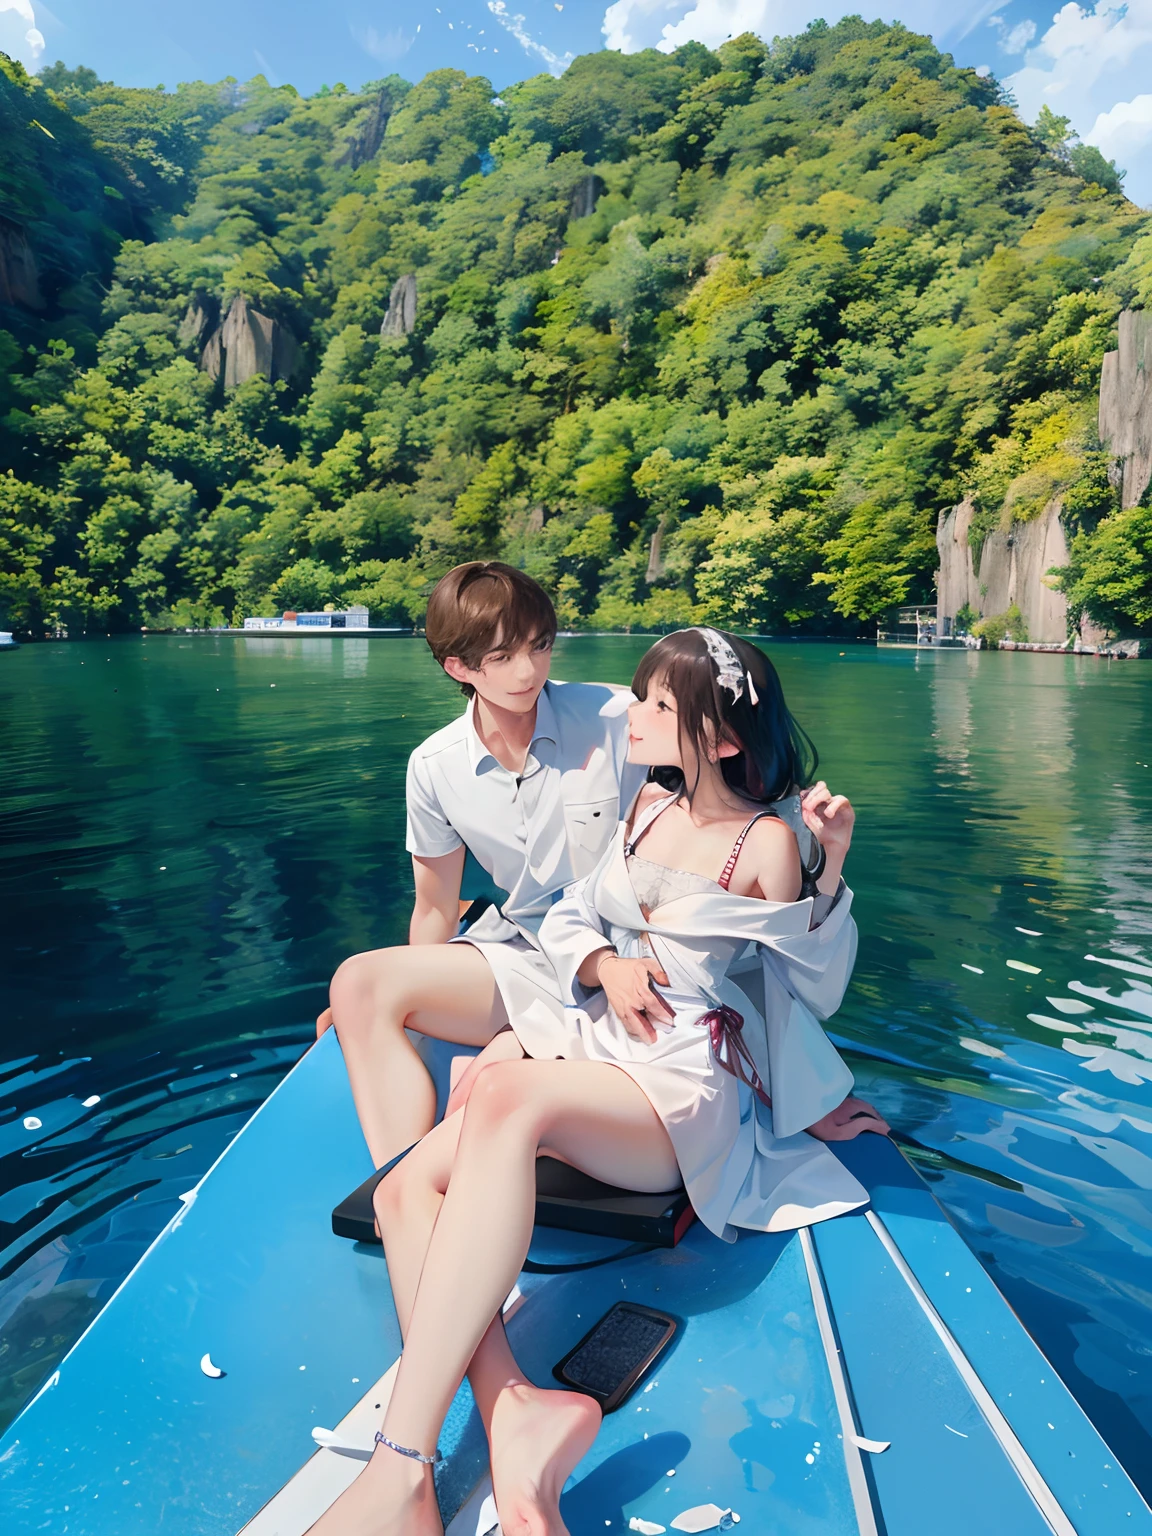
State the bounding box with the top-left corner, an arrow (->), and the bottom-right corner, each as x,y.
2,634 -> 1151,1493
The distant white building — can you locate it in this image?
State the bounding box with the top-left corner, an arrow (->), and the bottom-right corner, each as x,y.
243,606 -> 370,631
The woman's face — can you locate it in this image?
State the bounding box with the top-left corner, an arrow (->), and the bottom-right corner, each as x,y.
627,674 -> 687,768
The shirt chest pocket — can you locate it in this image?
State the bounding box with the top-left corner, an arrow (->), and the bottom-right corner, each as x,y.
563,795 -> 618,873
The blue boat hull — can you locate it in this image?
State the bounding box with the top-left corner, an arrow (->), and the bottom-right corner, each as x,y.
2,1028 -> 1148,1534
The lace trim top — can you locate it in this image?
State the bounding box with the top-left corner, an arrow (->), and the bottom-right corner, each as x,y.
626,853 -> 722,913
624,793 -> 825,914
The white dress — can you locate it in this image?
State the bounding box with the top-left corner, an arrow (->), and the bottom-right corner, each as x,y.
530,795 -> 870,1241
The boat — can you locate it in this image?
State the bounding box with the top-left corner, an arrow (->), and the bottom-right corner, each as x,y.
2,1026 -> 1149,1535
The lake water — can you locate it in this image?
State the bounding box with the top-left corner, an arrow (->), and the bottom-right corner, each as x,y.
2,634 -> 1151,1494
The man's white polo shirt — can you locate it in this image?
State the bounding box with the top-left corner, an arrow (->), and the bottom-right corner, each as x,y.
406,680 -> 642,932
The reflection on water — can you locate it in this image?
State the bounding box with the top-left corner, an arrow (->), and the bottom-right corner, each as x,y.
823,647 -> 1152,1488
0,637 -> 1150,1495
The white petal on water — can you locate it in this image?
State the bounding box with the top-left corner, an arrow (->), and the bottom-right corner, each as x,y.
1006,960 -> 1042,975
959,1038 -> 1007,1059
312,1427 -> 372,1460
82,1094 -> 101,1107
944,1424 -> 968,1438
200,1353 -> 225,1378
1016,927 -> 1042,936
853,1435 -> 891,1453
629,1520 -> 666,1535
671,1506 -> 736,1533
1046,998 -> 1093,1015
961,963 -> 984,974
23,1116 -> 42,1131
1084,953 -> 1152,980
1028,1013 -> 1086,1034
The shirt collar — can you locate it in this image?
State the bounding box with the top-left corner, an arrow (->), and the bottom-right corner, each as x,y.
466,683 -> 558,775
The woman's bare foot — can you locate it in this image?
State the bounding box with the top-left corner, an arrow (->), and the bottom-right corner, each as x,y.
807,1095 -> 890,1141
304,1443 -> 442,1536
489,1382 -> 601,1536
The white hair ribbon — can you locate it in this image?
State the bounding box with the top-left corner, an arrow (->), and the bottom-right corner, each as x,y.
696,627 -> 759,706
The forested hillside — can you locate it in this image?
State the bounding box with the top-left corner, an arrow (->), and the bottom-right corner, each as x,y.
2,20 -> 1150,639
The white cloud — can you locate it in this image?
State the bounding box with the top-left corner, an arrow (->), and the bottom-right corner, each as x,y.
487,0 -> 573,75
0,0 -> 44,63
602,1 -> 1008,58
1087,92 -> 1152,166
988,13 -> 1037,55
352,23 -> 416,63
1004,3 -> 1152,204
1001,19 -> 1036,54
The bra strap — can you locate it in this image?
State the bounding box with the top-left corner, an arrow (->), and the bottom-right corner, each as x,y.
624,792 -> 678,856
717,811 -> 773,891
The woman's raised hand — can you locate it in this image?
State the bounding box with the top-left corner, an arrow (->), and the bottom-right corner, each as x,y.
597,953 -> 673,1045
801,781 -> 855,862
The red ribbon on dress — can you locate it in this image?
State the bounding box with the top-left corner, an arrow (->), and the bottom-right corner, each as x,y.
698,1004 -> 772,1108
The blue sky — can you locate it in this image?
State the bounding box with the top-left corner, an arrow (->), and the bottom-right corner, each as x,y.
3,2 -> 1151,203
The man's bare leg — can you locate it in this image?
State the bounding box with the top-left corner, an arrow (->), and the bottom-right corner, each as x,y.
372,1110 -> 600,1534
306,1059 -> 681,1536
327,943 -> 507,1168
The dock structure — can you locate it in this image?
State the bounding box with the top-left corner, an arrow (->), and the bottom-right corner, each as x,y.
243,606 -> 371,631
877,605 -> 967,648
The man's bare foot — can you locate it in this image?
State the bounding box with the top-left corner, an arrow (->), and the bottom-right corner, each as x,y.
807,1095 -> 890,1141
304,1443 -> 442,1536
489,1381 -> 601,1536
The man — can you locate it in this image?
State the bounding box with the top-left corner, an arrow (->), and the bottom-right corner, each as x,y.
318,560 -> 644,1170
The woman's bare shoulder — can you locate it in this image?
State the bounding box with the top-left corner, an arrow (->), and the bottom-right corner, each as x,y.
741,813 -> 802,901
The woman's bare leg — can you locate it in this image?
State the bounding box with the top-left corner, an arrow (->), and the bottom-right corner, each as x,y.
329,943 -> 506,1167
307,1059 -> 680,1536
373,1110 -> 600,1535
374,1111 -> 529,1423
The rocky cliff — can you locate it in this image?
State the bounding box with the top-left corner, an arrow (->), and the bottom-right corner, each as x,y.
380,274 -> 417,340
937,497 -> 1076,643
0,220 -> 44,311
199,296 -> 299,389
1098,308 -> 1152,509
937,307 -> 1150,645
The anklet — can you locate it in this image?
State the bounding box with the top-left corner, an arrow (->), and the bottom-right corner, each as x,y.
374,1431 -> 442,1465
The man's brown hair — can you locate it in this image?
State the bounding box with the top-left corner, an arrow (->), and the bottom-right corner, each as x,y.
424,562 -> 557,694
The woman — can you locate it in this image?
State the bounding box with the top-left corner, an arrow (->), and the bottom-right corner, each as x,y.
309,629 -> 887,1536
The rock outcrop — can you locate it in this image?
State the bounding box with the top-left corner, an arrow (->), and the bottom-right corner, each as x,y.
0,220 -> 44,310
570,175 -> 599,221
178,295 -> 219,351
380,274 -> 417,339
936,497 -> 1074,643
645,516 -> 668,583
1099,308 -> 1152,508
199,295 -> 300,389
338,89 -> 392,169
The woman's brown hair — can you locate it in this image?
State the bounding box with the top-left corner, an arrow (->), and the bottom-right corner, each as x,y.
632,628 -> 817,803
424,562 -> 557,695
